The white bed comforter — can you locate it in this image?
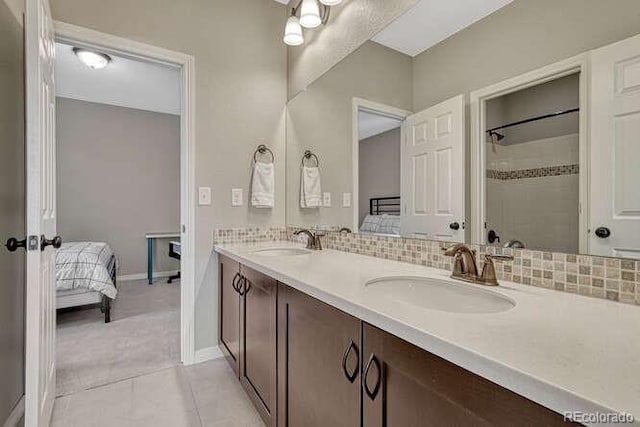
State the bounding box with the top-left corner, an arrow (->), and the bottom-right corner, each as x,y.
56,242 -> 117,299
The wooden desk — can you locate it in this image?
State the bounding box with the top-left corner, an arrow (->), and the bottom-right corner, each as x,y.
146,232 -> 180,284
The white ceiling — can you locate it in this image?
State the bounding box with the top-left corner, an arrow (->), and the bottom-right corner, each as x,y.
358,111 -> 402,140
55,42 -> 181,115
372,0 -> 513,57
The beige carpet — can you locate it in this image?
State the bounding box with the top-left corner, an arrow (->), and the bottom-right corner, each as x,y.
56,278 -> 181,397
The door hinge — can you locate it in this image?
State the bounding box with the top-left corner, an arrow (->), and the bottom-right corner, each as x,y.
27,235 -> 39,251
181,224 -> 186,233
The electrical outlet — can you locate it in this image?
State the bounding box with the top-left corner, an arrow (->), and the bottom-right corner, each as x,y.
342,192 -> 351,208
231,188 -> 243,207
198,187 -> 211,206
323,192 -> 331,207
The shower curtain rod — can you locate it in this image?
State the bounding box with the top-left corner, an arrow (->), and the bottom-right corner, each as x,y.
486,107 -> 579,133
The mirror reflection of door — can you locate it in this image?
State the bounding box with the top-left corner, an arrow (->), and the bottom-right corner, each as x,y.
357,109 -> 403,236
485,74 -> 580,253
0,0 -> 26,424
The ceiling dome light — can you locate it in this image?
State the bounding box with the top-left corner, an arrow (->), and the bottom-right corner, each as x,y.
283,15 -> 304,46
73,47 -> 111,70
300,0 -> 322,28
319,0 -> 343,5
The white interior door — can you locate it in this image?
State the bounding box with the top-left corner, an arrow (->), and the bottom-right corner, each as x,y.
401,94 -> 465,241
590,33 -> 640,259
24,0 -> 57,425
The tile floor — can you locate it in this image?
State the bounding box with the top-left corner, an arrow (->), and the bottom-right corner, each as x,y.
51,359 -> 263,427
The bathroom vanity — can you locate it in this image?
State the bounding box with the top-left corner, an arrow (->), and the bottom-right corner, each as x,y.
215,243 -> 640,426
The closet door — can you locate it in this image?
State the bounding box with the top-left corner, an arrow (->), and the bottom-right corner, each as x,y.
401,94 -> 465,242
590,33 -> 640,259
219,255 -> 241,375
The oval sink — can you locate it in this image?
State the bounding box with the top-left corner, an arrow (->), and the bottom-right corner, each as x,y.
365,276 -> 515,314
251,247 -> 311,257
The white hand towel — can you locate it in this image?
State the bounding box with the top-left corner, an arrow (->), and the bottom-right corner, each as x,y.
251,162 -> 275,208
300,166 -> 322,208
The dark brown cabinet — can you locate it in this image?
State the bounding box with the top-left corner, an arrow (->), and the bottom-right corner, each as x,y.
361,323 -> 572,427
218,255 -> 240,375
277,285 -> 361,427
219,260 -> 573,427
240,265 -> 278,427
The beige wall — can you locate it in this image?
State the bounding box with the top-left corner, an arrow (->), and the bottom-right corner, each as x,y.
51,0 -> 287,350
287,41 -> 412,229
412,0 -> 640,111
358,128 -> 401,224
287,0 -> 417,99
56,98 -> 180,276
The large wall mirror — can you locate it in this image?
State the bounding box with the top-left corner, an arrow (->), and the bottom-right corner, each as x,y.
285,0 -> 640,260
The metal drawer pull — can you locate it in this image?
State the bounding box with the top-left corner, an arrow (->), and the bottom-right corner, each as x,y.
341,341 -> 359,383
240,277 -> 251,296
363,354 -> 381,400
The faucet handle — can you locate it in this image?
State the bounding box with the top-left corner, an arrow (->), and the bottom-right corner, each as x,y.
485,254 -> 514,262
479,254 -> 513,286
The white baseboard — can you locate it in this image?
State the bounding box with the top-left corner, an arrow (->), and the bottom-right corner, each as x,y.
118,270 -> 179,282
3,395 -> 24,427
193,346 -> 224,365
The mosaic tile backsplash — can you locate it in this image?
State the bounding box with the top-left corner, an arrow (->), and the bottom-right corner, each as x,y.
214,227 -> 640,307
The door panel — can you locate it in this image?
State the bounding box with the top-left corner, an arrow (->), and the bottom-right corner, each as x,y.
25,0 -> 56,424
219,255 -> 240,375
590,33 -> 640,258
362,323 -> 571,427
277,285 -> 360,427
240,265 -> 277,426
402,94 -> 465,241
0,1 -> 26,424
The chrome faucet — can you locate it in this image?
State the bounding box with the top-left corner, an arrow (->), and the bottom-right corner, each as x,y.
294,229 -> 324,250
442,243 -> 513,286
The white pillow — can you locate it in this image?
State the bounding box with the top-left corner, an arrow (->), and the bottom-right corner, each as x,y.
360,214 -> 383,233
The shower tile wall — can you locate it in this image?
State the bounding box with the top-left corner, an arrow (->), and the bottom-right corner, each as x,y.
486,133 -> 579,253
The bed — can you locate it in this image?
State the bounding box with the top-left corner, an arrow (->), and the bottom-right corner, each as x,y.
56,242 -> 118,323
359,196 -> 402,236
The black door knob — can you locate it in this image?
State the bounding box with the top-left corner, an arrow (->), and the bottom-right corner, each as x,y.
449,222 -> 460,231
487,229 -> 500,244
40,235 -> 62,250
594,227 -> 611,239
5,237 -> 27,252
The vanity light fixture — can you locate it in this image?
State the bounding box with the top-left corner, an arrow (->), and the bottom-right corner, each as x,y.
283,0 -> 340,46
73,47 -> 111,70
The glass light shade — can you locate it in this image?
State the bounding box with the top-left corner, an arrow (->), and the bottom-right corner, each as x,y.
319,0 -> 343,5
283,15 -> 304,46
73,48 -> 111,69
300,0 -> 322,28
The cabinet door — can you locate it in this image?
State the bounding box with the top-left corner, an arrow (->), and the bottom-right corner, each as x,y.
278,285 -> 361,427
219,255 -> 240,375
240,265 -> 278,427
362,323 -> 571,427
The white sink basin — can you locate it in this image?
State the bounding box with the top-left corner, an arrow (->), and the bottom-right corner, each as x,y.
251,247 -> 311,257
365,276 -> 515,314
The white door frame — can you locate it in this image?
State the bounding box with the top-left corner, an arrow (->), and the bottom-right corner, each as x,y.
469,54 -> 590,252
54,22 -> 198,365
351,97 -> 411,232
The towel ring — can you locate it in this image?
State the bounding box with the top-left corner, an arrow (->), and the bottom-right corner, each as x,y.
301,150 -> 319,167
254,144 -> 275,164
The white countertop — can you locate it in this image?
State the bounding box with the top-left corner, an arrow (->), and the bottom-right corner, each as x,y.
215,242 -> 640,425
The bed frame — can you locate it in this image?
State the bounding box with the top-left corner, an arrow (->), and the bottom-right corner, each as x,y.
56,255 -> 117,323
370,196 -> 401,216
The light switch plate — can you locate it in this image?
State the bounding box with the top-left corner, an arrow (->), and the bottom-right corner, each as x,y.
323,192 -> 331,207
198,187 -> 211,206
342,192 -> 351,208
231,188 -> 243,207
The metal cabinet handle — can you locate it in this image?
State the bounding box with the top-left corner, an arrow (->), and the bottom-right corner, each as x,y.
5,237 -> 27,252
595,227 -> 611,238
40,235 -> 62,251
231,273 -> 241,293
341,341 -> 359,383
240,277 -> 251,296
363,354 -> 381,400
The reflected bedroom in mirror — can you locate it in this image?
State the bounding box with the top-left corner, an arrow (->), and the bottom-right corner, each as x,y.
285,0 -> 640,260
